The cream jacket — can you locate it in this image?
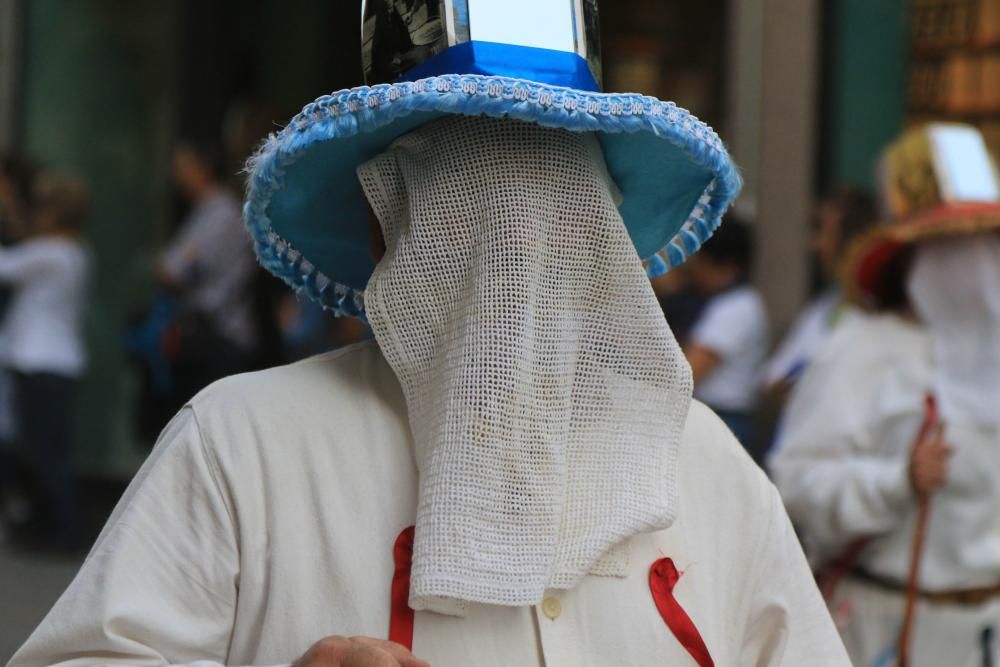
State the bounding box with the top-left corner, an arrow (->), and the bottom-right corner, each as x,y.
11,342 -> 848,666
771,313 -> 1000,590
771,312 -> 1000,666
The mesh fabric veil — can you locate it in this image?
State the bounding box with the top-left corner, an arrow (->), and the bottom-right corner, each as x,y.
907,233 -> 1000,427
358,115 -> 692,613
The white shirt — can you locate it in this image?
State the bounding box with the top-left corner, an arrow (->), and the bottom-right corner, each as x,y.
0,237 -> 89,376
11,342 -> 848,666
690,285 -> 769,412
771,312 -> 1000,590
161,190 -> 257,351
763,288 -> 856,387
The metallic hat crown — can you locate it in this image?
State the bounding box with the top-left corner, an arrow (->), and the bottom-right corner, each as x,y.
882,123 -> 1000,219
362,0 -> 602,90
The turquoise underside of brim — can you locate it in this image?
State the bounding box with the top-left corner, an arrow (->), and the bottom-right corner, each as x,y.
244,74 -> 742,319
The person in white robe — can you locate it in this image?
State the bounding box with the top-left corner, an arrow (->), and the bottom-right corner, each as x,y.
11,4 -> 849,664
771,123 -> 1000,667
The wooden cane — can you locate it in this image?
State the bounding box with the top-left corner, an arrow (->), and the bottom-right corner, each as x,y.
897,395 -> 940,667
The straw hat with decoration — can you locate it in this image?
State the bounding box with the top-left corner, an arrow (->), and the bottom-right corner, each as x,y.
845,122 -> 1000,307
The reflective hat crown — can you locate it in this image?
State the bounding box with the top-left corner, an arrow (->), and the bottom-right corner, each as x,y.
362,0 -> 602,91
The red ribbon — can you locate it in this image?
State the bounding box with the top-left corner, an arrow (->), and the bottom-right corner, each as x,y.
649,558 -> 714,667
389,526 -> 416,650
391,532 -> 713,663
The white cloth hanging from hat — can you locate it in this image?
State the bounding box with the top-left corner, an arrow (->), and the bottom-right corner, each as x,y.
358,115 -> 692,614
907,232 -> 1000,428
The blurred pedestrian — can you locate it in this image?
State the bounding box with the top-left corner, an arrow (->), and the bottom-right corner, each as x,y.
683,217 -> 769,448
0,155 -> 38,435
158,142 -> 257,402
0,153 -> 38,537
763,188 -> 877,395
771,124 -> 1000,667
0,172 -> 91,551
649,265 -> 706,346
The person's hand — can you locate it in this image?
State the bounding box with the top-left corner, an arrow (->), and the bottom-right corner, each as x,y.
292,636 -> 430,667
909,423 -> 952,499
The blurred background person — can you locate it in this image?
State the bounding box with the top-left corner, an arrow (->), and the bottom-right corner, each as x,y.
682,217 -> 769,451
759,187 -> 879,465
0,153 -> 38,540
771,124 -> 1000,667
0,172 -> 91,552
763,187 -> 877,397
649,265 -> 705,348
156,142 -> 258,408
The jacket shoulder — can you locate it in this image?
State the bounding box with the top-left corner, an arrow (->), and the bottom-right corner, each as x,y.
182,341 -> 408,464
189,340 -> 394,415
681,400 -> 765,483
678,400 -> 778,541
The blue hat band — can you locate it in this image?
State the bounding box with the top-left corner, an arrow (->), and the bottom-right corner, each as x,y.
398,41 -> 600,93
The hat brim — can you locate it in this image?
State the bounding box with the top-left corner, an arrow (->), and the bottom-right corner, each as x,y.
845,202 -> 1000,306
244,74 -> 741,318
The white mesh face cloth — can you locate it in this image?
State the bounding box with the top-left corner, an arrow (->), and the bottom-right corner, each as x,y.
907,233 -> 1000,427
359,115 -> 693,614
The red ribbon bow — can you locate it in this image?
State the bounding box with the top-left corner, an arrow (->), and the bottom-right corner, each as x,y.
649,557 -> 714,667
389,526 -> 416,650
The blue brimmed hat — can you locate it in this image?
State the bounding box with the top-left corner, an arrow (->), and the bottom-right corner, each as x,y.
244,0 -> 742,319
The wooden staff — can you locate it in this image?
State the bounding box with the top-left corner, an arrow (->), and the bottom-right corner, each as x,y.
897,395 -> 940,667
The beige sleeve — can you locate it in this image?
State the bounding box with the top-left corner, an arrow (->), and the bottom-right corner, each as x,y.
770,317 -> 915,554
739,482 -> 852,666
8,408 -> 259,667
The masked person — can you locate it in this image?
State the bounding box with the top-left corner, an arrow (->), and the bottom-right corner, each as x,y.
771,124 -> 1000,666
11,3 -> 847,665
0,173 -> 90,552
157,142 -> 259,403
